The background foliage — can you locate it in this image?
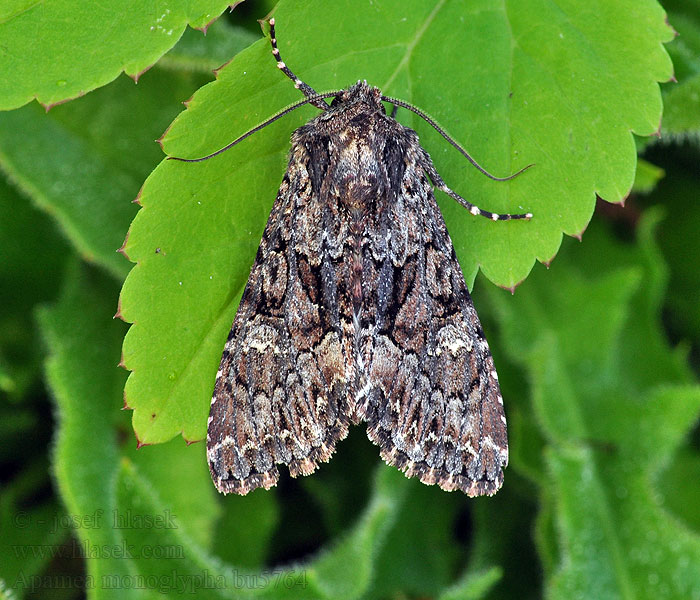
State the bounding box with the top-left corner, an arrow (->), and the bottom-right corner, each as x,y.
1,1 -> 699,599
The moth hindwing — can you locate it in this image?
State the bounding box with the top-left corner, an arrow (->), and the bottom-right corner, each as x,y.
173,19 -> 532,497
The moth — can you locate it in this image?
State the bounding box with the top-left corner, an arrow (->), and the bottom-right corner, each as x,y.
171,20 -> 531,497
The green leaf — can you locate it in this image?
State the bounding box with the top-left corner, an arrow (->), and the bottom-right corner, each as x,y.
661,74 -> 700,141
0,0 -> 231,110
361,478 -> 463,598
40,260 -> 226,598
304,466 -> 410,600
114,458 -> 234,598
646,168 -> 700,351
485,212 -> 700,599
37,261 -> 137,600
658,446 -> 700,532
0,173 -> 69,399
0,365 -> 14,394
464,483 -> 541,600
120,0 -> 674,445
0,465 -> 67,592
110,460 -> 407,600
632,158 -> 665,195
122,438 -> 220,551
159,17 -> 260,74
659,0 -> 700,141
298,428 -> 376,538
0,67 -> 210,279
438,566 -> 503,600
210,486 -> 279,569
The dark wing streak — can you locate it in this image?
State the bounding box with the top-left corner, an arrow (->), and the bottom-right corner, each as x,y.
281,150 -> 351,478
206,143 -> 349,495
361,134 -> 508,497
423,193 -> 508,496
206,183 -> 288,495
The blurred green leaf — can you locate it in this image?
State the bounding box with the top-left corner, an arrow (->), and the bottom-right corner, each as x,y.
210,487 -> 279,569
465,486 -> 541,600
0,174 -> 69,399
40,260 -> 225,598
114,458 -> 233,598
438,566 -> 502,600
659,446 -> 700,532
0,0 -> 231,110
122,439 -> 219,551
160,18 -> 260,74
632,159 -> 665,195
0,68 -> 210,279
38,260 -> 137,600
110,461 -> 409,600
0,463 -> 67,593
298,428 -> 375,538
305,467 -> 409,600
363,479 -> 463,598
485,212 -> 700,599
662,75 -> 700,140
0,363 -> 14,394
647,167 -> 700,346
659,0 -> 700,141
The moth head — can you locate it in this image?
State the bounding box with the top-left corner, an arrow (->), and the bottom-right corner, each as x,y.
330,81 -> 384,113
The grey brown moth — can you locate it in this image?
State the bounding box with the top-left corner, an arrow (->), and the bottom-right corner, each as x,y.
171,20 -> 531,496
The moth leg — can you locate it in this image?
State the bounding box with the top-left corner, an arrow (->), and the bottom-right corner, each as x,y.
268,19 -> 328,110
420,149 -> 533,221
